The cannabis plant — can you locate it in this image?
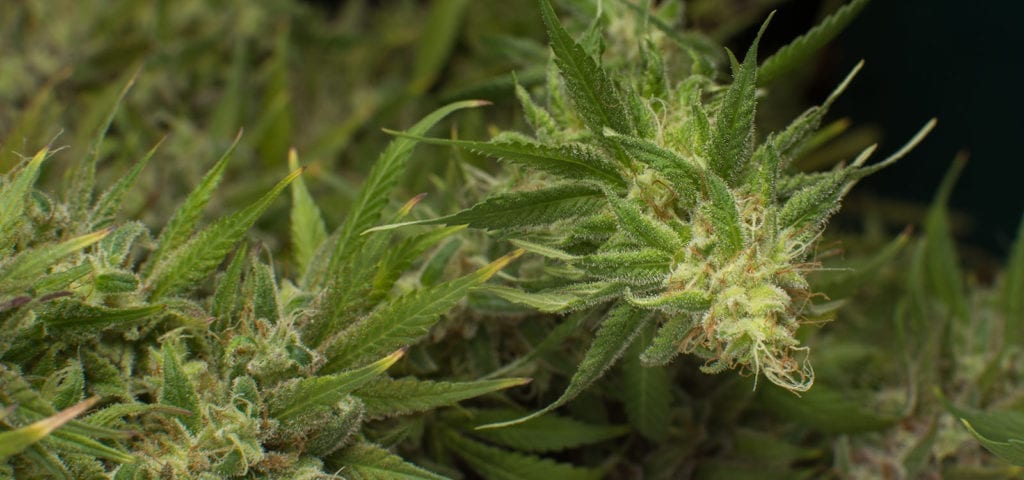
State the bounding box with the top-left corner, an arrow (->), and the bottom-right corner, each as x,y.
379,0 -> 930,416
0,92 -> 531,478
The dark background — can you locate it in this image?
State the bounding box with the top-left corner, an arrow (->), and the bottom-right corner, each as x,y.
767,0 -> 1024,258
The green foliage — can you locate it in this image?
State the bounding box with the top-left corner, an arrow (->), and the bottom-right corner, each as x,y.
0,96 -> 523,479
390,0 -> 933,400
2,0 -> 1019,478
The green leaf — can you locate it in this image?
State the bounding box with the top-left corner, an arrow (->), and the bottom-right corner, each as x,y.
537,0 -> 632,137
159,342 -> 201,433
376,226 -> 465,295
445,432 -> 601,480
83,403 -> 190,429
1003,215 -> 1024,344
94,271 -> 139,294
622,321 -> 671,441
409,0 -> 469,94
758,383 -> 897,434
478,285 -> 584,313
708,14 -> 771,184
758,0 -> 870,85
923,156 -> 968,319
211,243 -> 248,322
270,350 -> 404,424
946,402 -> 1024,466
369,184 -> 604,233
0,229 -> 112,293
37,300 -> 163,333
606,132 -> 702,206
147,167 -> 301,298
640,313 -> 696,367
323,101 -> 485,288
0,148 -> 49,250
813,228 -> 911,299
91,137 -> 164,229
479,302 -> 648,429
65,67 -> 138,216
248,258 -> 280,324
607,193 -> 683,254
288,149 -> 327,278
626,288 -> 711,311
419,236 -> 464,287
354,377 -> 530,419
0,397 -> 99,461
145,131 -> 243,274
382,133 -> 626,188
515,75 -> 558,139
701,172 -> 745,258
481,310 -> 590,380
576,248 -> 672,286
330,442 -> 448,480
461,409 -> 628,452
320,250 -> 523,373
770,61 -> 863,161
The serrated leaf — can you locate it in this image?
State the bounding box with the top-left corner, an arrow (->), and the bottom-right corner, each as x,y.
946,402 -> 1024,466
770,61 -> 863,162
509,238 -> 578,261
701,172 -> 745,257
0,397 -> 98,461
270,350 -> 403,424
758,0 -> 870,85
576,248 -> 672,286
91,137 -> 164,229
323,101 -> 485,286
537,0 -> 632,137
640,313 -> 696,366
0,148 -> 49,250
383,133 -> 625,188
515,75 -> 557,139
159,342 -> 201,433
708,15 -> 771,184
66,67 -> 138,216
445,432 -> 601,480
147,168 -> 301,298
42,360 -> 83,410
211,243 -> 248,322
0,229 -> 111,293
478,285 -> 583,313
923,156 -> 968,319
320,250 -> 523,373
145,131 -> 243,275
626,288 -> 711,312
606,132 -> 702,206
622,321 -> 671,441
355,377 -> 529,419
83,403 -> 189,429
331,442 -> 448,480
369,184 -> 604,233
248,258 -> 280,324
758,382 -> 897,434
461,409 -> 627,452
480,302 -> 648,429
288,148 -> 327,278
607,193 -> 683,254
94,271 -> 139,294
